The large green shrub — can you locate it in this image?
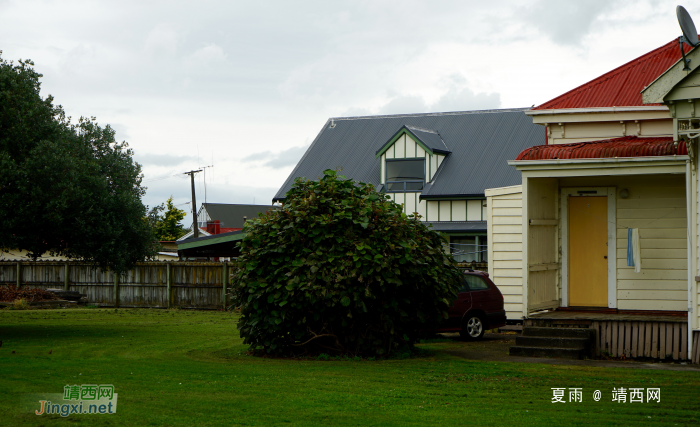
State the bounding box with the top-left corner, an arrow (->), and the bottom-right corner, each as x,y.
231,170 -> 462,357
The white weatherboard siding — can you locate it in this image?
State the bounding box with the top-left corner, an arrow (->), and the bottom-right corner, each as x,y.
486,185 -> 524,320
555,174 -> 689,312
614,181 -> 688,311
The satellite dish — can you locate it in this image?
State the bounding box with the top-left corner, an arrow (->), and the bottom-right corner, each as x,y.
678,6 -> 699,46
677,6 -> 698,71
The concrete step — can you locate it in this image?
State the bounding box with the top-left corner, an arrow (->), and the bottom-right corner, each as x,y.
522,327 -> 594,339
498,324 -> 523,333
509,346 -> 585,359
515,336 -> 588,349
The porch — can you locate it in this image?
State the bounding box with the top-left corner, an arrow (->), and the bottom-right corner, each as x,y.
526,310 -> 691,361
510,149 -> 697,361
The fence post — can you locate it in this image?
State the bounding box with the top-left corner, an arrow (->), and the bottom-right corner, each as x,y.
166,263 -> 172,309
64,263 -> 70,291
222,262 -> 228,310
113,272 -> 120,308
16,262 -> 21,288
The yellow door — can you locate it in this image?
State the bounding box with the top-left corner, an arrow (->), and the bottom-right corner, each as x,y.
569,196 -> 608,307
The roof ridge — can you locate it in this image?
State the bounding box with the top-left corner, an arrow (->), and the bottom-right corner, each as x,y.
405,125 -> 438,134
330,107 -> 530,121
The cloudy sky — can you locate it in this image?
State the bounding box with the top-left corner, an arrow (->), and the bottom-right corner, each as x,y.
0,0 -> 694,224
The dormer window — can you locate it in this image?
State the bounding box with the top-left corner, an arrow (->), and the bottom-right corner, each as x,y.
386,159 -> 425,192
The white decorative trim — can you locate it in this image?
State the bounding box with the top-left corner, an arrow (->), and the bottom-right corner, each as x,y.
509,156 -> 689,168
526,106 -> 669,116
521,176 -> 529,319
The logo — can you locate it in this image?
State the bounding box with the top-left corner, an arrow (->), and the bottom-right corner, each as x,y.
26,384 -> 118,417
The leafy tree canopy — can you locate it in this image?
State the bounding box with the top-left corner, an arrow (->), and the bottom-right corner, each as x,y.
232,169 -> 463,358
0,53 -> 158,272
149,196 -> 187,241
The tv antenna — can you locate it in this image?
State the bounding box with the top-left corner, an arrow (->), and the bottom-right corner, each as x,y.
677,5 -> 698,71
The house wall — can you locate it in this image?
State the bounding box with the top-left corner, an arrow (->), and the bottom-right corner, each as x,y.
559,174 -> 688,311
382,134 -> 444,182
385,192 -> 426,219
529,110 -> 673,145
526,178 -> 560,312
421,199 -> 485,222
486,185 -> 524,320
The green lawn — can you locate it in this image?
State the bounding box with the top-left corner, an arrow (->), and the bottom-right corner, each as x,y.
1,309 -> 698,426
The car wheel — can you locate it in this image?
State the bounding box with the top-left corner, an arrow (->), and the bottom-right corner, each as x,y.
460,314 -> 485,341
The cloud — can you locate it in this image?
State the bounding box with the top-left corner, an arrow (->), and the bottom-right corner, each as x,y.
243,145 -> 310,169
188,44 -> 226,65
135,153 -> 196,167
430,88 -> 501,112
109,123 -> 130,141
520,0 -> 615,45
369,75 -> 501,116
377,95 -> 428,115
144,24 -> 178,58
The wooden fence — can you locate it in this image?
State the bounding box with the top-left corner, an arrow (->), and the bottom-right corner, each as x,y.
0,261 -> 231,310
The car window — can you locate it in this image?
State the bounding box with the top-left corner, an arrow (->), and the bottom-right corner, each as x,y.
464,275 -> 489,291
457,279 -> 470,293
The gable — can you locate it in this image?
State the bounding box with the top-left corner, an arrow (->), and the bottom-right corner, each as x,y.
375,125 -> 450,158
664,67 -> 700,102
380,133 -> 426,159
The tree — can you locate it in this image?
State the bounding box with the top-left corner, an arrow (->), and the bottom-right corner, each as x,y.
231,169 -> 463,358
0,53 -> 158,272
149,196 -> 187,241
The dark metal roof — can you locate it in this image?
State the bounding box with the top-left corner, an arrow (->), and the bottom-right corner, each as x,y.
274,109 -> 545,202
202,203 -> 278,229
406,126 -> 450,154
425,221 -> 486,233
515,136 -> 684,160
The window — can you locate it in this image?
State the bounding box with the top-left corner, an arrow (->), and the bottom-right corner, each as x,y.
386,159 -> 424,192
464,275 -> 489,291
451,236 -> 488,263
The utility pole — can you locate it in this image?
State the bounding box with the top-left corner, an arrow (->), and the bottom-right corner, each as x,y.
184,169 -> 202,238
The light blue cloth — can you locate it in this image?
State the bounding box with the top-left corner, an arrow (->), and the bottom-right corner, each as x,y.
626,228 -> 641,272
627,228 -> 634,267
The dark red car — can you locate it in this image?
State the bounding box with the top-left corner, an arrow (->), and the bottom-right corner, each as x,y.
437,270 -> 506,340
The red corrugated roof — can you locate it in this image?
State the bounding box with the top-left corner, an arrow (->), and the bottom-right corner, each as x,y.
220,227 -> 242,233
533,40 -> 694,110
515,136 -> 686,160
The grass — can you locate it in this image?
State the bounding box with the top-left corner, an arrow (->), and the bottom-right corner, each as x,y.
0,309 -> 699,426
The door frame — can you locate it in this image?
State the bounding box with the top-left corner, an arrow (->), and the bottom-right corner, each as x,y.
560,187 -> 617,308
